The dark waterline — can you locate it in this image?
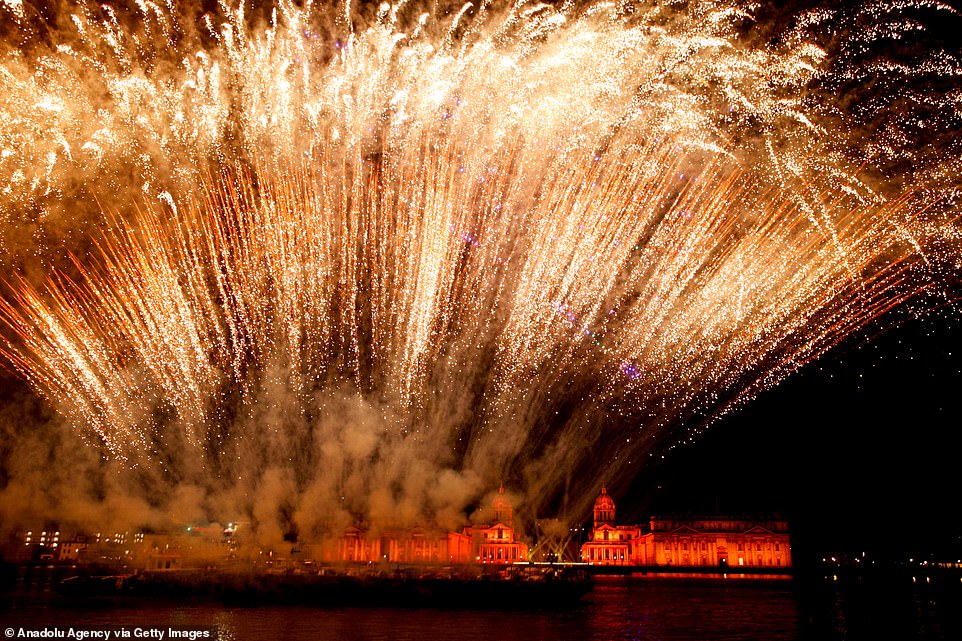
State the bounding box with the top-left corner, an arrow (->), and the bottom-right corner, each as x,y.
3,573 -> 961,640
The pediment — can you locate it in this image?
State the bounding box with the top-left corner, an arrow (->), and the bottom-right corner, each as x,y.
668,525 -> 700,534
744,525 -> 776,535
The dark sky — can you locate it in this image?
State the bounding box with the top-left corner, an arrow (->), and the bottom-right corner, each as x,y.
621,307 -> 962,559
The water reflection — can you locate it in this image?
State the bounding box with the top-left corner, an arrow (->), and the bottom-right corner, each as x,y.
3,573 -> 960,640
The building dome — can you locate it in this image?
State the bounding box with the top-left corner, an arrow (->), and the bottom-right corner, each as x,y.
491,485 -> 513,525
492,485 -> 509,510
594,486 -> 615,511
593,486 -> 616,528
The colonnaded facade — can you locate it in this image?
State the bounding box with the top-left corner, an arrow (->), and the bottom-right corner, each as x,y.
3,487 -> 530,569
314,485 -> 529,565
581,487 -> 792,568
6,486 -> 790,570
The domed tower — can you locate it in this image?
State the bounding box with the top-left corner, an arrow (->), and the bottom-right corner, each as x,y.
593,486 -> 616,529
492,485 -> 513,526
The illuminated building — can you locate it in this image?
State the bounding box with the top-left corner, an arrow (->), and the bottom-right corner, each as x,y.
2,486 -> 789,571
326,526 -> 472,564
324,486 -> 529,565
463,486 -> 529,564
581,488 -> 792,569
57,537 -> 88,562
581,487 -> 644,565
142,534 -> 184,570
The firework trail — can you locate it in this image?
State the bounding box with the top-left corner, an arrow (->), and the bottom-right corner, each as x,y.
0,0 -> 958,541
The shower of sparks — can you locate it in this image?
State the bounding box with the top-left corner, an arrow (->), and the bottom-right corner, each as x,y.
0,0 -> 959,533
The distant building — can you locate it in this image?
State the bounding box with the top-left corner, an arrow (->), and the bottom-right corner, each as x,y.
326,525 -> 472,564
141,533 -> 183,570
463,486 -> 529,564
57,536 -> 88,562
581,487 -> 642,565
4,486 -> 789,571
322,485 -> 529,565
581,487 -> 792,569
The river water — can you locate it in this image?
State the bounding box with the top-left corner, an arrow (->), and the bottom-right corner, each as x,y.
2,572 -> 960,640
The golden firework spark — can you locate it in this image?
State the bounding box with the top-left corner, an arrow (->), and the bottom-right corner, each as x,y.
0,0 -> 958,531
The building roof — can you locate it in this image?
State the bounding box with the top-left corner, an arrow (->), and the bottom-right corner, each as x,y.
491,485 -> 510,513
594,486 -> 615,511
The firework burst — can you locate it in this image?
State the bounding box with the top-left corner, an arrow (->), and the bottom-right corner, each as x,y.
0,0 -> 958,539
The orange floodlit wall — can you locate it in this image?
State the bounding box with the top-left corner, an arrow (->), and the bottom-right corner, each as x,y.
323,527 -> 473,564
581,489 -> 792,568
322,486 -> 528,565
